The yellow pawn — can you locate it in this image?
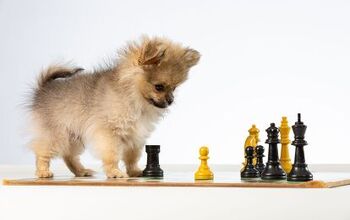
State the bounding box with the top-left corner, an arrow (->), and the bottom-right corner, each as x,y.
195,146 -> 214,180
242,124 -> 260,169
280,116 -> 292,173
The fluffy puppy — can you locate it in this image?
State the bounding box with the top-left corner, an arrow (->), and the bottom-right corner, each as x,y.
29,37 -> 200,178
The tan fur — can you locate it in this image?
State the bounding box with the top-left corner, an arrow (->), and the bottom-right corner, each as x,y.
29,37 -> 200,178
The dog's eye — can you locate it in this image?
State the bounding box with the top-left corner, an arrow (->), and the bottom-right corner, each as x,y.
154,84 -> 165,92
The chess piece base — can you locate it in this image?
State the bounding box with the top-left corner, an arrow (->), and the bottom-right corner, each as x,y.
195,169 -> 213,180
142,167 -> 164,178
255,164 -> 265,174
261,162 -> 287,180
241,165 -> 260,178
287,164 -> 313,181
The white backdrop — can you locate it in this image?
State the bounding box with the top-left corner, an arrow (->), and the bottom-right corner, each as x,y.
0,0 -> 349,167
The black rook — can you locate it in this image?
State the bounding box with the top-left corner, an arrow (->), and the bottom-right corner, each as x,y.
142,145 -> 164,178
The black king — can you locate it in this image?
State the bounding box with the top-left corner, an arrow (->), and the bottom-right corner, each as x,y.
287,113 -> 313,181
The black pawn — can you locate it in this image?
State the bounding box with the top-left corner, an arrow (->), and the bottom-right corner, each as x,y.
261,123 -> 287,180
241,146 -> 260,179
255,145 -> 265,174
287,114 -> 313,181
142,145 -> 164,178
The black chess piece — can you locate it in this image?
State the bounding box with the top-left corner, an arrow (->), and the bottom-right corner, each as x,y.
241,146 -> 260,179
261,123 -> 287,180
142,145 -> 164,178
255,145 -> 265,174
287,113 -> 313,181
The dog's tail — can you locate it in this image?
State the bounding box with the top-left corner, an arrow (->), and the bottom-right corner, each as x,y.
37,64 -> 84,89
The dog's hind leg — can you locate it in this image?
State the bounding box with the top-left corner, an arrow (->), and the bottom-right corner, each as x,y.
32,138 -> 55,178
64,156 -> 94,177
36,155 -> 54,178
63,135 -> 94,177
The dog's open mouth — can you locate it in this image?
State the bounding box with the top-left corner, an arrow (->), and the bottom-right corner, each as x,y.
147,98 -> 168,109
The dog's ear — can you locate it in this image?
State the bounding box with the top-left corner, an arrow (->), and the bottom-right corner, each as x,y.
138,41 -> 166,66
183,48 -> 200,68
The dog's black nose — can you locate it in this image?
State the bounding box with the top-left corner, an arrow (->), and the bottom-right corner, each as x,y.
167,97 -> 173,105
166,94 -> 174,105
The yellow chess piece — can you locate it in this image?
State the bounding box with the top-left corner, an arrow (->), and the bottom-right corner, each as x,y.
280,116 -> 292,173
242,125 -> 260,170
195,146 -> 214,180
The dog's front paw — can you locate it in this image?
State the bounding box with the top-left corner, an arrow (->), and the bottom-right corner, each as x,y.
75,168 -> 95,177
127,168 -> 143,177
106,169 -> 129,178
36,170 -> 54,178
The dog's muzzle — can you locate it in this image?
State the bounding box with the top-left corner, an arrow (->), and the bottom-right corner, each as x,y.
148,98 -> 173,109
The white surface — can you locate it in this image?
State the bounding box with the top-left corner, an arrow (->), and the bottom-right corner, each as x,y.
0,0 -> 350,166
1,165 -> 350,220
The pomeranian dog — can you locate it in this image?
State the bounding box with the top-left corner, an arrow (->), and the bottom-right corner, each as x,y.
29,37 -> 200,178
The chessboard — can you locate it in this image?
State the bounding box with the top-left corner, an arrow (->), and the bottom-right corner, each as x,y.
6,115 -> 348,188
3,170 -> 350,188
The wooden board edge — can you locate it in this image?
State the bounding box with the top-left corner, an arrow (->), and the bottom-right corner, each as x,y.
324,179 -> 350,188
2,178 -> 335,188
